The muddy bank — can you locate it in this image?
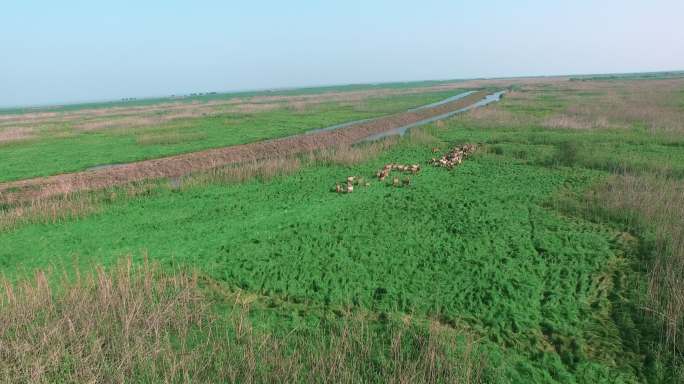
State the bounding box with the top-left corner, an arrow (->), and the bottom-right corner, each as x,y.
0,91 -> 492,204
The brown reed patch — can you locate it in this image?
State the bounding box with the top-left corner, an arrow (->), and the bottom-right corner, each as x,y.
0,260 -> 490,383
0,179 -> 164,233
0,259 -> 206,383
455,103 -> 534,128
226,102 -> 283,114
407,126 -> 441,145
309,137 -> 399,166
458,78 -> 684,134
286,100 -> 309,112
74,116 -> 160,131
182,157 -> 303,189
0,195 -> 99,232
554,171 -> 684,363
0,127 -> 35,144
552,79 -> 684,132
589,174 -> 684,352
73,108 -> 228,132
542,113 -> 615,130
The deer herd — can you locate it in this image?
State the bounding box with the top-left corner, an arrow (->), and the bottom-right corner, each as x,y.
332,144 -> 478,194
428,143 -> 477,169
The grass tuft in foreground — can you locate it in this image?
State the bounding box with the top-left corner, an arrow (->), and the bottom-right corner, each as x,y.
0,259 -> 491,383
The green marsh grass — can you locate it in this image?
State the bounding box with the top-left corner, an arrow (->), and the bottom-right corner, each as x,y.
0,136 -> 654,382
3,78 -> 684,382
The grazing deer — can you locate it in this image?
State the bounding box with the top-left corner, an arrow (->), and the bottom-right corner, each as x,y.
429,144 -> 478,169
377,169 -> 390,181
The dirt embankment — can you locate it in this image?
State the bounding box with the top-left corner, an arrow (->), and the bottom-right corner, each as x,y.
0,91 -> 487,204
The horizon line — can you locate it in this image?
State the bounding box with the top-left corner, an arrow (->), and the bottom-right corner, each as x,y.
2,68 -> 683,112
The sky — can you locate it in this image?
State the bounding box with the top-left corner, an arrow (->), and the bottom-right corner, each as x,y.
1,0 -> 683,107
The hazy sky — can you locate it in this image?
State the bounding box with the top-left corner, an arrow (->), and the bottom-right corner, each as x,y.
2,0 -> 683,107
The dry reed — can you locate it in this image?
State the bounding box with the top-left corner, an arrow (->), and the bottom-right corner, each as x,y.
407,127 -> 441,145
0,127 -> 35,144
0,259 -> 206,383
0,260 -> 489,383
0,181 -> 163,233
0,195 -> 98,232
458,78 -> 684,134
542,114 -> 614,130
182,157 -> 304,189
589,174 -> 684,353
308,137 -> 399,166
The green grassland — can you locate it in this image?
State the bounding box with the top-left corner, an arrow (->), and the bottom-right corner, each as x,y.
0,134 -> 673,382
1,79 -> 683,382
0,90 -> 463,182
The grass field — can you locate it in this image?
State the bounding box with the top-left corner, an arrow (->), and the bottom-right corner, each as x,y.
0,89 -> 465,182
1,76 -> 684,383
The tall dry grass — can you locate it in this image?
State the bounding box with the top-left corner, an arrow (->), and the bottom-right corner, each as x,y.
407,127 -> 441,145
542,114 -> 614,130
0,260 -> 490,383
0,195 -> 98,232
587,174 -> 684,352
220,308 -> 489,384
307,137 -> 399,166
559,79 -> 684,133
0,127 -> 35,144
555,171 -> 684,374
182,157 -> 304,189
0,259 -> 207,383
458,78 -> 684,134
0,180 -> 163,233
455,105 -> 531,129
